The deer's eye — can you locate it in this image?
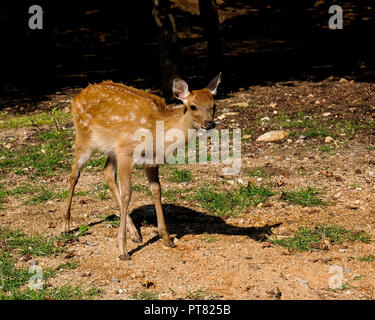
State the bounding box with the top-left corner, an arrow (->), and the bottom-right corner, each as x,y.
190,105 -> 197,111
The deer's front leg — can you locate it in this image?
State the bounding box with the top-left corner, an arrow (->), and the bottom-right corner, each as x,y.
117,157 -> 133,260
145,165 -> 175,248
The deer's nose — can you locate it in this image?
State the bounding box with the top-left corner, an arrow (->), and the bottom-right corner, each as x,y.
204,120 -> 216,130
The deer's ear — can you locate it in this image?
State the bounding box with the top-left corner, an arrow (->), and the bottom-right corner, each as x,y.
206,72 -> 221,95
173,78 -> 190,103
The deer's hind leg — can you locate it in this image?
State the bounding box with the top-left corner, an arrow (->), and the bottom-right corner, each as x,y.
62,144 -> 92,234
103,153 -> 141,243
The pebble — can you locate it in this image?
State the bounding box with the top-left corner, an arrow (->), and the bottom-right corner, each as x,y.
344,267 -> 351,274
339,249 -> 346,253
325,136 -> 334,143
112,278 -> 120,282
256,130 -> 289,142
334,192 -> 342,198
295,277 -> 308,287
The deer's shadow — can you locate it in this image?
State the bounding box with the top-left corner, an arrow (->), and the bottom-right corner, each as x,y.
105,204 -> 281,255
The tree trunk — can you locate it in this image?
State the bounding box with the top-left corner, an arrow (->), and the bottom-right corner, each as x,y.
152,0 -> 179,101
198,0 -> 223,71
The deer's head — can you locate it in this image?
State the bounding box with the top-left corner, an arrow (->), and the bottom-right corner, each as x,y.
173,73 -> 221,130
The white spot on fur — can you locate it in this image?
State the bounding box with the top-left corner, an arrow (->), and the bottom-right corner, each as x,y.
110,115 -> 121,122
140,117 -> 146,124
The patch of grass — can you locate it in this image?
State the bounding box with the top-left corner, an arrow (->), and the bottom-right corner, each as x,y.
349,183 -> 362,189
131,290 -> 158,300
0,130 -> 73,177
84,153 -> 107,171
317,144 -> 334,153
196,184 -> 275,216
273,111 -> 318,129
304,127 -> 330,138
270,225 -> 371,252
357,254 -> 375,262
246,167 -> 267,178
281,187 -> 326,207
0,183 -> 89,206
0,108 -> 71,129
169,168 -> 193,183
162,189 -> 180,202
0,228 -> 61,256
199,235 -> 218,243
0,228 -> 100,300
57,261 -> 80,270
132,184 -> 149,193
94,183 -> 109,200
185,288 -> 209,300
334,120 -> 366,136
28,188 -> 67,204
9,284 -> 101,300
76,225 -> 90,237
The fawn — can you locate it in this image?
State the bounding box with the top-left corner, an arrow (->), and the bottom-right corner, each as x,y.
62,73 -> 221,260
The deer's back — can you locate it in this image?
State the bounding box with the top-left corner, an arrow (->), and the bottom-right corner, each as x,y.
72,81 -> 176,153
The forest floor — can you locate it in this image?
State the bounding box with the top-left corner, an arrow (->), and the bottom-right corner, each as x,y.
1,78 -> 375,300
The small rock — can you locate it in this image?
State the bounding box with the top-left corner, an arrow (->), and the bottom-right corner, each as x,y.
112,278 -> 120,283
227,180 -> 235,185
229,102 -> 249,108
269,102 -> 277,108
223,112 -> 239,116
256,130 -> 289,142
323,112 -> 332,117
334,192 -> 342,198
118,289 -> 125,294
344,267 -> 351,274
325,136 -> 334,143
295,277 -> 308,287
242,134 -> 252,140
339,249 -> 346,253
261,116 -> 270,121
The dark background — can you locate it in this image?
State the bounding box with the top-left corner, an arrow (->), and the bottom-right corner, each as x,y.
0,0 -> 374,108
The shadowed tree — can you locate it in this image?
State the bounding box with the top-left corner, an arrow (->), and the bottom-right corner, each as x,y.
198,0 -> 223,72
151,0 -> 179,101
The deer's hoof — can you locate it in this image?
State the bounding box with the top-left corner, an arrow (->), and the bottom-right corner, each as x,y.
60,223 -> 70,234
131,234 -> 142,243
165,241 -> 176,248
119,254 -> 131,261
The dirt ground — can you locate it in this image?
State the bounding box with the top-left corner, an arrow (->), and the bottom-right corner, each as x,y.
1,78 -> 375,300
